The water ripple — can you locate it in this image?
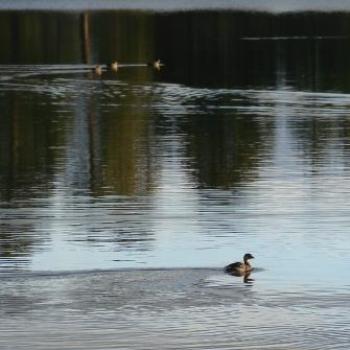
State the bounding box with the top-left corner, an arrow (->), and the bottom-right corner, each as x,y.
2,65 -> 350,120
0,269 -> 349,350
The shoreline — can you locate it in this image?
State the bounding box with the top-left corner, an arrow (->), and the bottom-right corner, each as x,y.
1,0 -> 350,13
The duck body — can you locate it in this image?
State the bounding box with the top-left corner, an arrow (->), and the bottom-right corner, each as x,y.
94,65 -> 103,75
225,253 -> 254,275
107,61 -> 118,72
148,59 -> 163,70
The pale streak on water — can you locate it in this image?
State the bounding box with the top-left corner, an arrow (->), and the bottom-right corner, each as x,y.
0,65 -> 350,349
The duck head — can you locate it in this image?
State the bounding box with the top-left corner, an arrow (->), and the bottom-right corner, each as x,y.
243,253 -> 254,261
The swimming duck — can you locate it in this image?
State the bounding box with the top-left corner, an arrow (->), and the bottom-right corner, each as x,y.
148,59 -> 163,70
225,253 -> 254,275
94,65 -> 103,75
107,61 -> 119,72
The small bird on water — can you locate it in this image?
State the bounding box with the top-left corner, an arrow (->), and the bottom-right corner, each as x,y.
107,61 -> 119,72
148,59 -> 164,70
94,65 -> 103,75
224,253 -> 254,275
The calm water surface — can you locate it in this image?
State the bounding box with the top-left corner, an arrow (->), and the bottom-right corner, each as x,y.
0,8 -> 350,350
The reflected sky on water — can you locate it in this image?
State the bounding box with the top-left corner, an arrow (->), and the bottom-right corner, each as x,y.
1,9 -> 350,350
0,10 -> 350,278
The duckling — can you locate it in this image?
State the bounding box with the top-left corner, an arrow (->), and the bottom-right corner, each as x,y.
107,61 -> 118,72
94,65 -> 103,75
225,253 -> 254,275
148,59 -> 164,70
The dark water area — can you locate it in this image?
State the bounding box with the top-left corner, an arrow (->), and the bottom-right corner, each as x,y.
0,8 -> 350,350
2,10 -> 350,90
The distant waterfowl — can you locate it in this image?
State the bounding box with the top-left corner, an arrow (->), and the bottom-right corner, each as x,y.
148,59 -> 164,70
225,253 -> 254,275
107,61 -> 119,72
94,65 -> 103,75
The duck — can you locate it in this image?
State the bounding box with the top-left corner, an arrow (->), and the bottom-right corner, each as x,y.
107,61 -> 119,72
225,253 -> 254,275
148,59 -> 164,70
94,65 -> 103,75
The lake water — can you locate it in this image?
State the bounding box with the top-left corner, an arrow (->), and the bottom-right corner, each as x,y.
0,6 -> 350,350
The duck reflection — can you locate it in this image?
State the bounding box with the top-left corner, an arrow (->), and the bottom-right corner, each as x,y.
225,270 -> 254,284
239,271 -> 255,284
